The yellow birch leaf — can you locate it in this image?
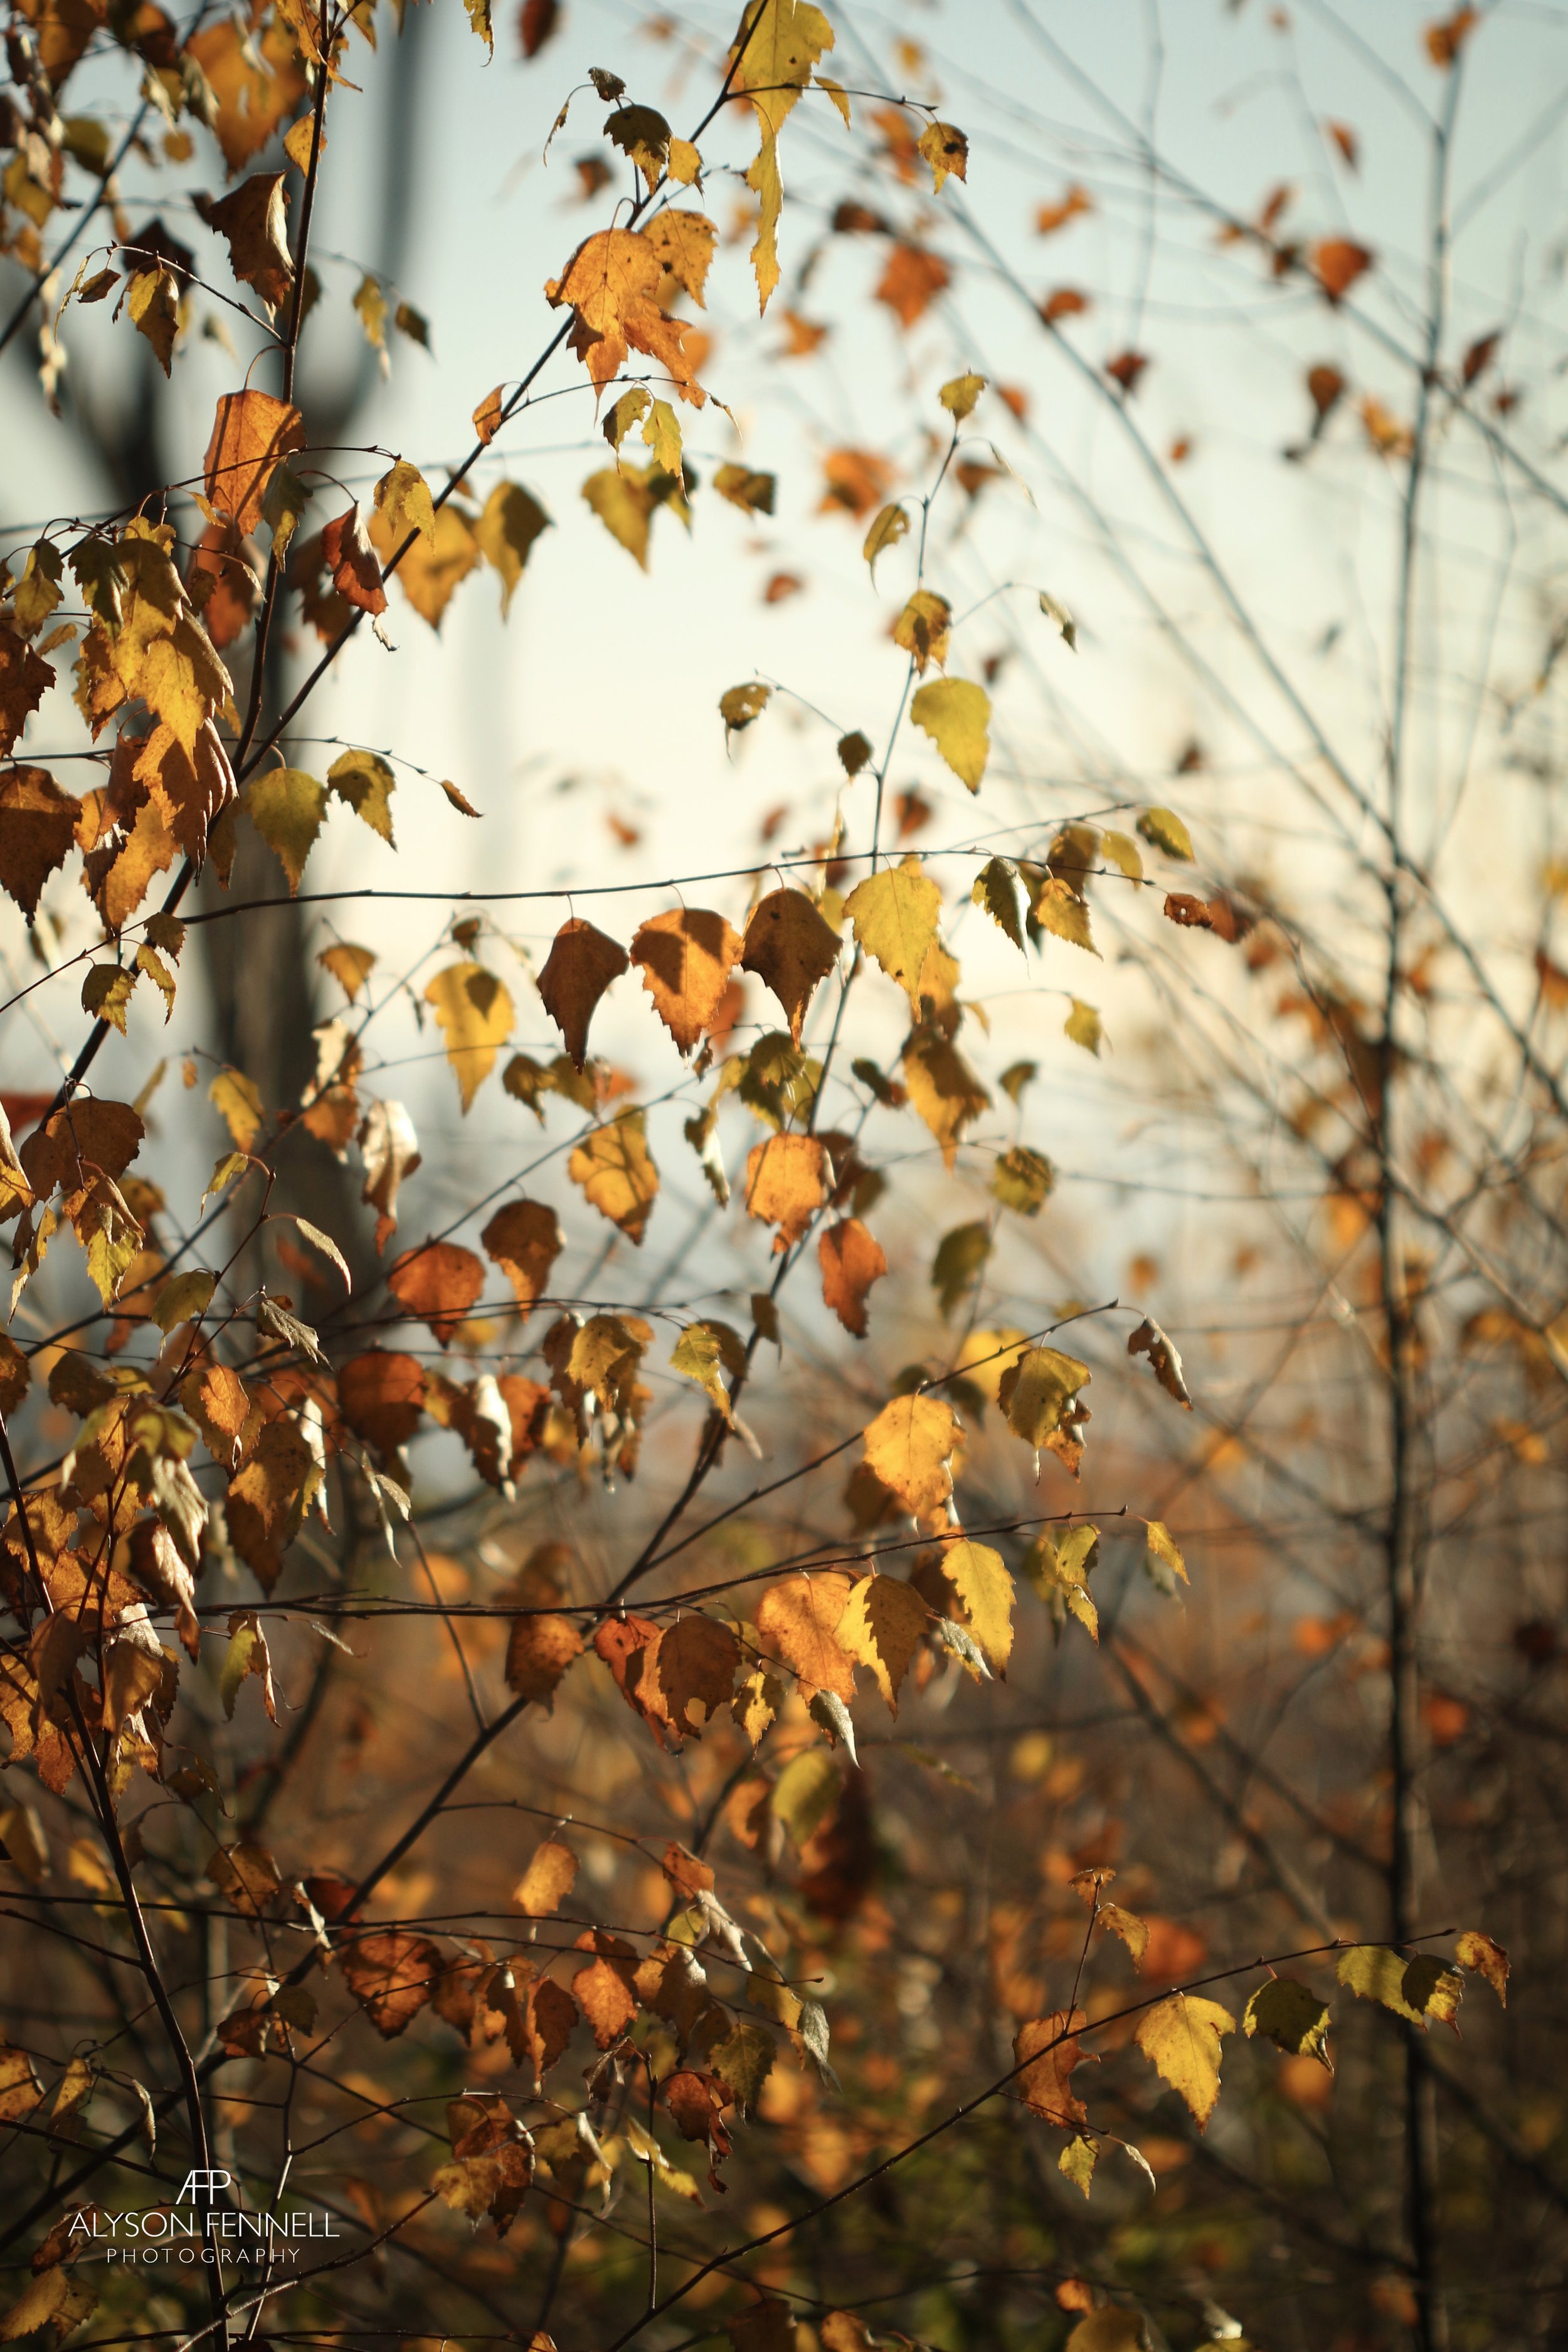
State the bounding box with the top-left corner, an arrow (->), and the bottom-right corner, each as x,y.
424,961 -> 514,1112
836,1574 -> 931,1712
514,1837 -> 578,1917
862,1393 -> 958,1517
569,1111 -> 659,1244
1031,875 -> 1099,955
1242,1978 -> 1332,2068
862,501 -> 908,578
998,1345 -> 1090,1449
209,1066 -> 263,1150
246,766 -> 325,891
941,1538 -> 1014,1670
911,678 -> 990,790
903,1027 -> 990,1167
844,857 -> 941,1007
475,481 -> 551,615
373,459 -> 435,547
1133,1992 -> 1235,2127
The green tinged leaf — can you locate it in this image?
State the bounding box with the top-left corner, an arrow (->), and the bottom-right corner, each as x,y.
1064,999 -> 1103,1054
327,749 -> 395,846
940,371 -> 986,420
1243,1977 -> 1332,2068
992,1145 -> 1054,1217
670,1318 -> 746,1422
1136,805 -> 1194,861
246,767 -> 326,892
1030,875 -> 1098,955
931,1219 -> 990,1318
972,856 -> 1023,947
770,1747 -> 839,1847
152,1269 -> 216,1334
862,501 -> 909,578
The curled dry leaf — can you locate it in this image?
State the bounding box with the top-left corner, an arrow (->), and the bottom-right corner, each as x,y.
322,505 -> 387,615
1127,1316 -> 1191,1407
1014,2007 -> 1089,2126
359,1098 -> 421,1251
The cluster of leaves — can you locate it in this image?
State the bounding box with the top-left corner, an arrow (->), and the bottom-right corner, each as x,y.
0,4 -> 1547,2352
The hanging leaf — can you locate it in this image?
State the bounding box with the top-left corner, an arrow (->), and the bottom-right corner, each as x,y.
425,962 -> 514,1111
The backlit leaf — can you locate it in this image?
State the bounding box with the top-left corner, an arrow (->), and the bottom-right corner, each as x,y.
942,1539 -> 1014,1670
1134,1993 -> 1234,2127
756,1572 -> 856,1700
425,961 -> 514,1111
862,1392 -> 958,1518
744,1132 -> 826,1248
631,908 -> 743,1055
845,858 -> 942,1007
741,887 -> 841,1044
475,481 -> 551,615
203,390 -> 305,537
1136,805 -> 1193,860
1015,2007 -> 1088,2125
1243,1978 -> 1332,2069
818,1217 -> 887,1336
246,766 -> 324,891
911,677 -> 990,790
569,1111 -> 659,1244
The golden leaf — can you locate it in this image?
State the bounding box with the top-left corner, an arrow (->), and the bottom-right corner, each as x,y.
744,1132 -> 825,1249
569,1111 -> 659,1244
546,228 -> 707,406
755,1571 -> 856,1700
941,1537 -> 1014,1670
630,907 -> 742,1055
903,1027 -> 990,1168
203,390 -> 305,538
911,677 -> 990,790
425,961 -> 514,1111
514,1837 -> 578,1918
245,766 -> 324,892
475,481 -> 551,615
1133,1993 -> 1234,2127
835,1572 -> 930,1712
817,1217 -> 887,1336
844,857 -> 941,1007
862,1392 -> 958,1517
